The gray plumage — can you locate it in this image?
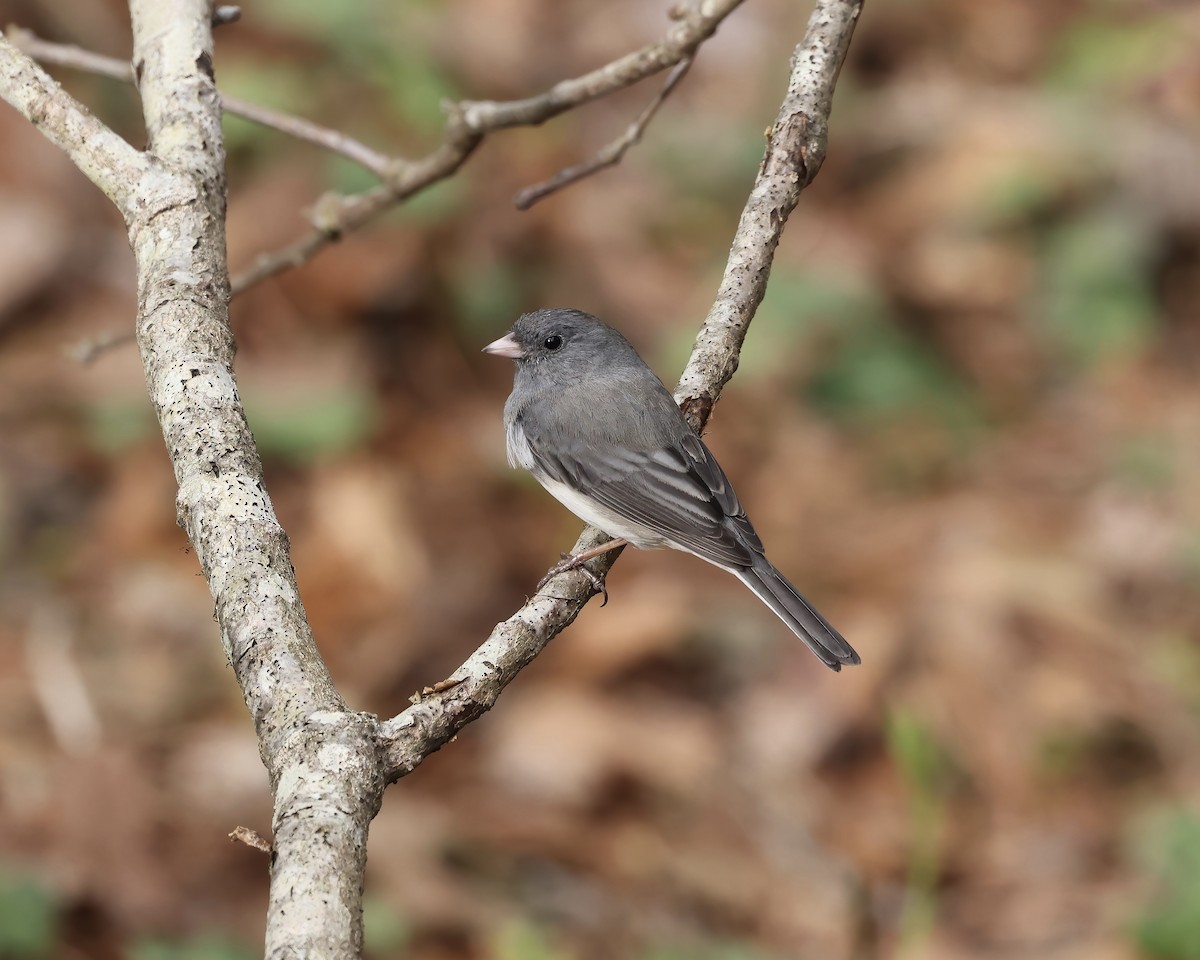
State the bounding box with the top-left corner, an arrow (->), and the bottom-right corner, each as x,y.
485,308 -> 859,671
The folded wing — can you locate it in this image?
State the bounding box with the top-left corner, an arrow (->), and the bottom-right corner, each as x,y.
528,427 -> 764,568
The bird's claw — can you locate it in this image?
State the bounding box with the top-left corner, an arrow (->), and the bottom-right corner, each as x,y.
536,552 -> 610,606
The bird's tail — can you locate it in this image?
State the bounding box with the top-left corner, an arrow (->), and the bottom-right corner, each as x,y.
736,561 -> 860,671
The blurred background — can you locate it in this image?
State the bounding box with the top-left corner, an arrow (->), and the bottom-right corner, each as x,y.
1,0 -> 1199,957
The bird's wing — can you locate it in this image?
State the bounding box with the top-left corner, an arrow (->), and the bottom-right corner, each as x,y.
526,424 -> 764,568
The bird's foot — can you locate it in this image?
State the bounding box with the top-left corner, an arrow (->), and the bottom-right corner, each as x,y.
536,552 -> 609,605
535,538 -> 627,606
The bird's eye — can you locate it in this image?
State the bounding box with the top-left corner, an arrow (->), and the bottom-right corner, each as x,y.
543,335 -> 563,351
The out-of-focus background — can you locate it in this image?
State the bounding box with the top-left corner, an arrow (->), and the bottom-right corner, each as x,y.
1,0 -> 1199,957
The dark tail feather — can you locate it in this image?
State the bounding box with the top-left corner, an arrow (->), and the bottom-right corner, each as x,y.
735,561 -> 860,671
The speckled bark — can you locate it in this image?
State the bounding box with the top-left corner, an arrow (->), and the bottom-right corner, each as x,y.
125,3 -> 382,958
1,2 -> 387,956
675,0 -> 864,426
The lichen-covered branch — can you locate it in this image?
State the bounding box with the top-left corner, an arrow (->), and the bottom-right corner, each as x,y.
0,33 -> 152,215
379,0 -> 865,783
124,2 -> 381,956
675,0 -> 863,424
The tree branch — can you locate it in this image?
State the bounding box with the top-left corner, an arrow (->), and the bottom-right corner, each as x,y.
6,26 -> 395,175
9,2 -> 742,299
379,0 -> 865,784
0,33 -> 152,216
675,0 -> 862,422
230,0 -> 745,294
124,2 -> 378,955
514,57 -> 693,211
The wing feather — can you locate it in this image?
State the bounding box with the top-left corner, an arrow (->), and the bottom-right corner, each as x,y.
525,422 -> 763,568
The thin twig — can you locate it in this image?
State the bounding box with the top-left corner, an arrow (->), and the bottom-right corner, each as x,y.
230,0 -> 743,294
6,26 -> 394,175
25,602 -> 102,755
378,0 -> 866,784
229,825 -> 273,853
514,57 -> 693,210
66,329 -> 135,363
8,2 -> 738,296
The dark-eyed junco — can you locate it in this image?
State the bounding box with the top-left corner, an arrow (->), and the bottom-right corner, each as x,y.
483,308 -> 859,671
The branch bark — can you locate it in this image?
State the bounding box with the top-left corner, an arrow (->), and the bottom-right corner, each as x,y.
0,33 -> 152,215
124,4 -> 382,955
6,26 -> 396,175
0,0 -> 864,954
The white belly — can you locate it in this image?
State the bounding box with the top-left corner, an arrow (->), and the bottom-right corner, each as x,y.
537,475 -> 668,549
506,417 -> 667,549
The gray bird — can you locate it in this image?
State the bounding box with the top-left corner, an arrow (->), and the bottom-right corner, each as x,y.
483,308 -> 859,671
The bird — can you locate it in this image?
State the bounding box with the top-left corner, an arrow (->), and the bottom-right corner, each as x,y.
482,307 -> 859,671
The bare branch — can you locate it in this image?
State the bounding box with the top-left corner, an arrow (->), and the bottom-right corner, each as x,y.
6,26 -> 394,175
231,0 -> 745,293
10,1 -> 742,296
125,1 -> 378,954
675,0 -> 864,423
66,329 -> 135,364
455,0 -> 734,130
0,33 -> 152,216
379,0 -> 865,784
221,93 -> 393,174
5,27 -> 130,81
229,825 -> 273,854
514,57 -> 693,211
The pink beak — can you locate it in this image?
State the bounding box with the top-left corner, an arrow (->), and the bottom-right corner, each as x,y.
482,332 -> 525,359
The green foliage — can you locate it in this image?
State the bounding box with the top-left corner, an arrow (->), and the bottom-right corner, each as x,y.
808,321 -> 984,440
362,897 -> 410,955
0,871 -> 57,958
491,920 -> 572,960
1047,15 -> 1188,91
886,709 -> 959,949
1131,808 -> 1200,959
86,400 -> 157,454
1037,208 -> 1157,368
1111,433 -> 1175,493
245,386 -> 378,462
130,936 -> 256,960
